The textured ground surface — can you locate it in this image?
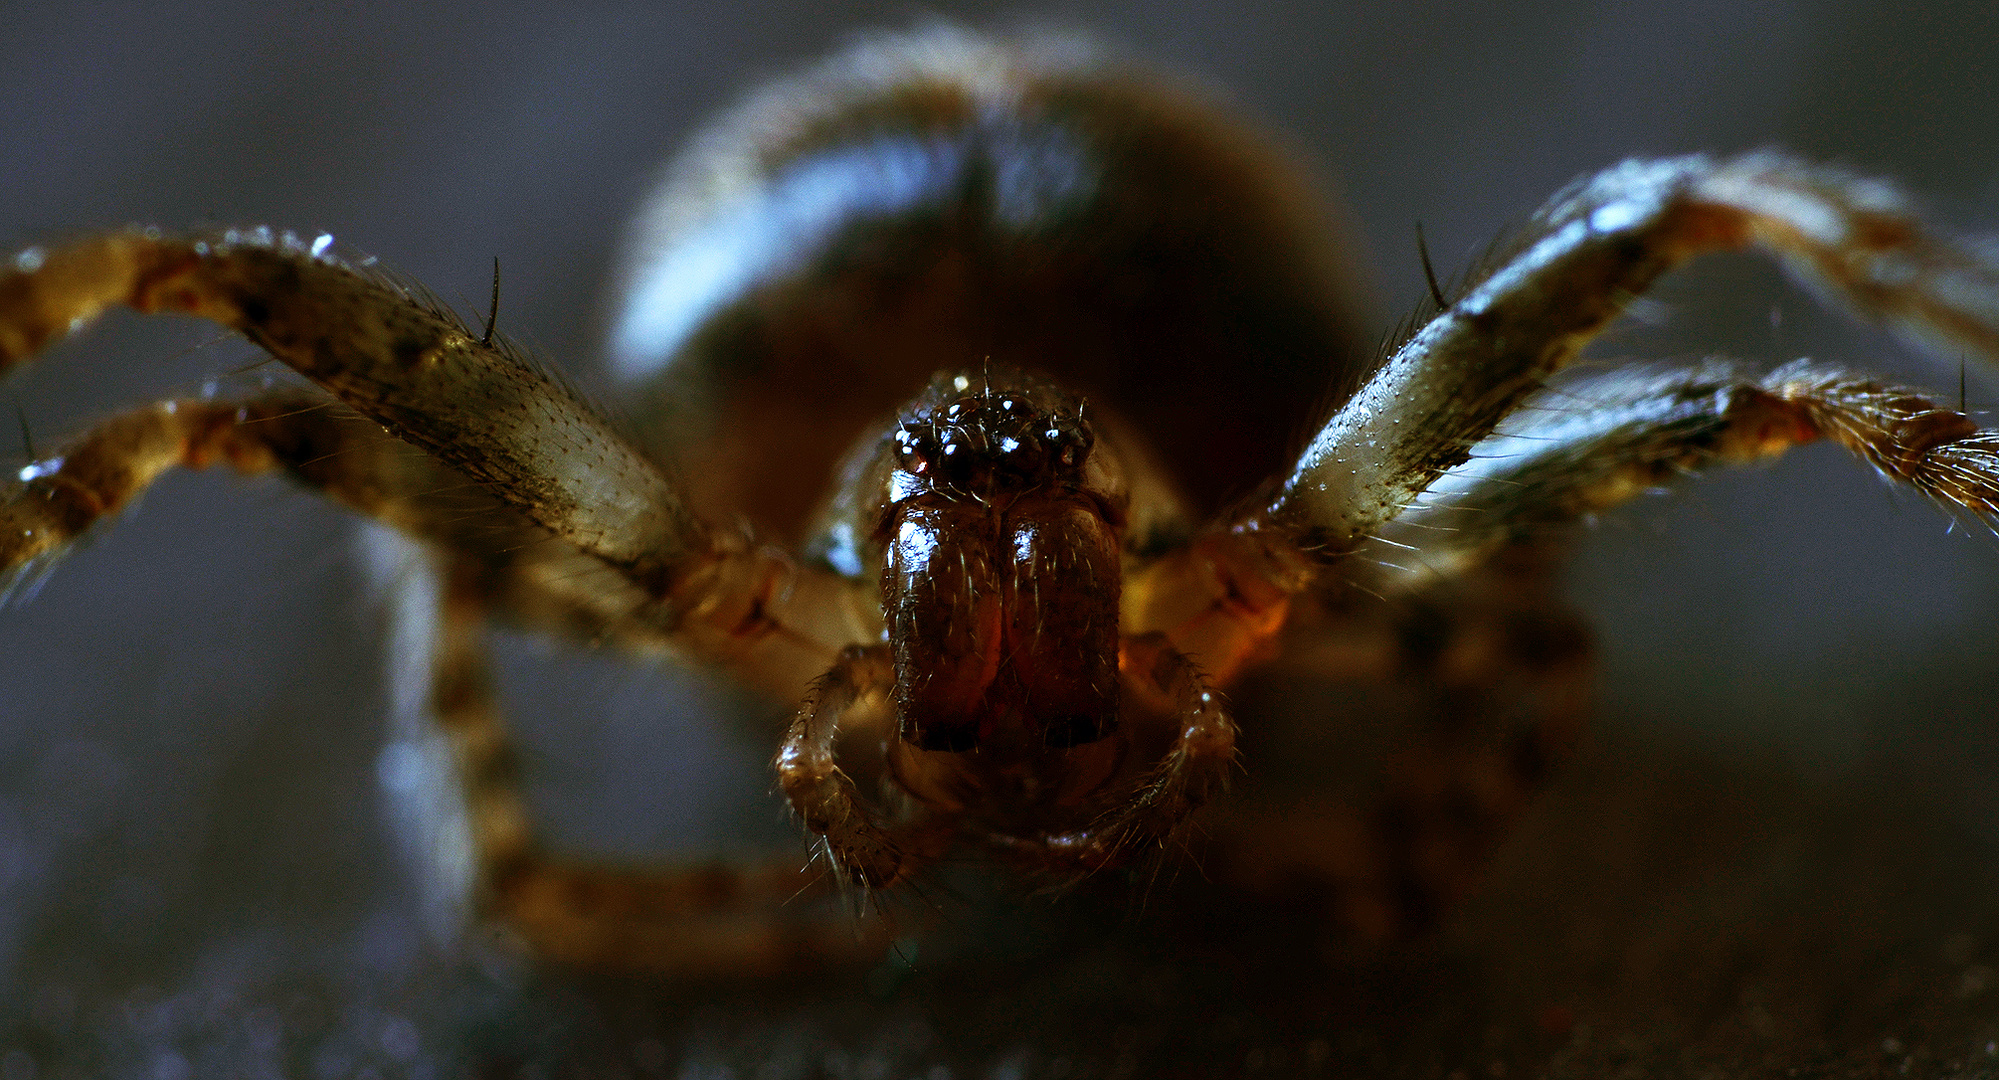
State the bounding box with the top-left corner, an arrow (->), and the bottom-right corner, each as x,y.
12,728 -> 1999,1078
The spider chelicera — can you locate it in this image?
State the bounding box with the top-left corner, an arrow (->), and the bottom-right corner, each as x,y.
4,28 -> 1997,975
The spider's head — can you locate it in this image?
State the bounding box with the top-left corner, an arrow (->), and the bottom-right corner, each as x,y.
872,367 -> 1130,761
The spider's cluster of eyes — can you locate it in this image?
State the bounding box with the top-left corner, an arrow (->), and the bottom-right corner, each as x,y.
891,392 -> 1095,491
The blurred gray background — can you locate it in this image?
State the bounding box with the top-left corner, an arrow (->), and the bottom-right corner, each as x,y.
3,2 -> 1999,1077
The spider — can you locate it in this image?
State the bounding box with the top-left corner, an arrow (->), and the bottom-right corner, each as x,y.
3,27 -> 1998,979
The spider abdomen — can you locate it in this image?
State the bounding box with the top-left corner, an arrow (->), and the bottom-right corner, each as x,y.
607,29 -> 1375,540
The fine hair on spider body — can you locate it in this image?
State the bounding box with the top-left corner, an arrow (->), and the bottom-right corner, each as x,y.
3,26 -> 1999,976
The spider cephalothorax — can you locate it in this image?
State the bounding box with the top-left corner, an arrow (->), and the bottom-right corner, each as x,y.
779,366 -> 1234,887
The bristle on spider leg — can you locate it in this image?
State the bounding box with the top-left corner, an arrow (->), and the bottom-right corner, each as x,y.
1766,365 -> 1999,520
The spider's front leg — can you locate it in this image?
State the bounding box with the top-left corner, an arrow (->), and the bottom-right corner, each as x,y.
1132,152 -> 1999,680
0,230 -> 856,695
1271,152 -> 1999,560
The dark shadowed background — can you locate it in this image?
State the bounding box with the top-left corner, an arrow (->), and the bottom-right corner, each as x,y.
4,2 -> 1999,1077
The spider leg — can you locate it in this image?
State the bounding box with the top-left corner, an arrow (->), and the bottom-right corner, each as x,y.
1196,358 -> 1999,940
0,389 -> 405,590
0,376 -> 855,701
1271,153 -> 1999,554
0,386 -> 632,635
1129,154 -> 1999,681
374,536 -> 885,975
1367,361 -> 1999,583
1189,552 -> 1594,943
0,391 -> 876,972
0,231 -> 847,693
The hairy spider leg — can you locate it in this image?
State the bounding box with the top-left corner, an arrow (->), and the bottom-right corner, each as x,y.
1370,363 -> 1999,581
0,387 -> 877,974
1120,154 -> 1999,943
0,390 -> 422,585
0,385 -> 893,975
0,231 -> 852,698
0,380 -> 815,691
1128,153 -> 1999,688
1269,152 -> 1999,556
374,539 -> 883,975
0,240 -> 909,973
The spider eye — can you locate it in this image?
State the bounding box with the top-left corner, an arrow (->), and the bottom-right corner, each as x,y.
894,428 -> 931,474
1054,426 -> 1094,468
995,431 -> 1045,477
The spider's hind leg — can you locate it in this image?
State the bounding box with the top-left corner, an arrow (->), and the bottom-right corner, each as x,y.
374,537 -> 889,976
1186,546 -> 1594,944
